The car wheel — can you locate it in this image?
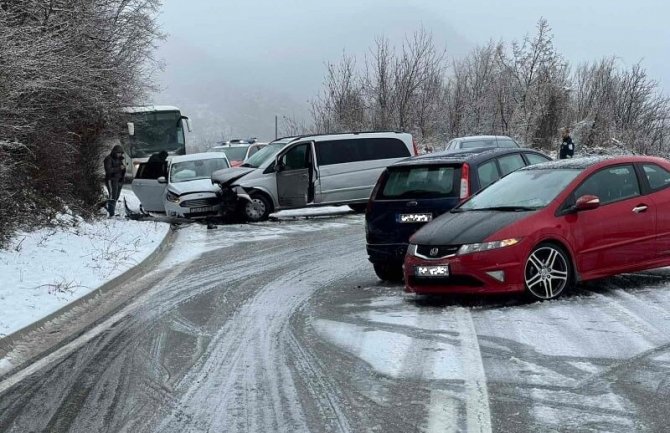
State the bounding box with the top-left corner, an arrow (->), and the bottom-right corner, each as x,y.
524,243 -> 572,300
348,204 -> 367,213
242,193 -> 272,222
373,263 -> 404,282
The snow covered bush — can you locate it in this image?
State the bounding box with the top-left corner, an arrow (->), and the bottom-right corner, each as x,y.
0,0 -> 164,245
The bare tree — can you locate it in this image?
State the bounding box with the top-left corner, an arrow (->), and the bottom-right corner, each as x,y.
392,29 -> 446,131
279,115 -> 313,137
363,37 -> 395,130
311,53 -> 366,133
306,18 -> 669,156
0,0 -> 164,244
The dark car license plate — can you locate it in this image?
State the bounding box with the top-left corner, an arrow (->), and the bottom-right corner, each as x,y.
398,213 -> 433,223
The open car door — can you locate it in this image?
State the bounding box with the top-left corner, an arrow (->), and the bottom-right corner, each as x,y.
276,142 -> 312,208
131,162 -> 167,212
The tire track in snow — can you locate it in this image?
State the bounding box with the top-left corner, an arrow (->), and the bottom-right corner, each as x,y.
157,240 -> 365,433
425,308 -> 491,433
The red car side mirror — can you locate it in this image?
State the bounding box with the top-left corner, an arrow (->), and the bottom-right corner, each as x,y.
574,194 -> 600,211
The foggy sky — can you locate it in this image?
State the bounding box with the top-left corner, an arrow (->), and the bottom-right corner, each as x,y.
154,0 -> 670,144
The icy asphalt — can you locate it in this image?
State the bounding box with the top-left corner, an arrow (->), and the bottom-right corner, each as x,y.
1,213 -> 670,432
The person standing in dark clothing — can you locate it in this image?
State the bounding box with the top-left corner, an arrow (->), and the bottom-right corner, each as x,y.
559,128 -> 575,159
104,145 -> 126,217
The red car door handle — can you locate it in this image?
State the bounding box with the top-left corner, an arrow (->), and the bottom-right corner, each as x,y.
633,205 -> 648,213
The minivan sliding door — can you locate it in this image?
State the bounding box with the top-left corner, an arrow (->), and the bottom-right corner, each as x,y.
276,142 -> 314,208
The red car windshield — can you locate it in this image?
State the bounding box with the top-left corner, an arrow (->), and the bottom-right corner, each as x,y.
458,168 -> 582,211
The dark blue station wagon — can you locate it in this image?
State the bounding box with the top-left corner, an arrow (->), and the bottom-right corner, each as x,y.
365,147 -> 552,281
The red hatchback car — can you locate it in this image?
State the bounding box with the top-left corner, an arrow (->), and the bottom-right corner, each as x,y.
404,156 -> 670,300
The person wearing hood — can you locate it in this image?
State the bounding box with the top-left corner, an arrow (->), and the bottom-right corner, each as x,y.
559,127 -> 575,159
104,145 -> 126,217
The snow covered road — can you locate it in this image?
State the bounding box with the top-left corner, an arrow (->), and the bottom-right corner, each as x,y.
1,213 -> 670,432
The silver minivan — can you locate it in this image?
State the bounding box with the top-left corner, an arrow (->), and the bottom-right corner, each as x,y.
212,132 -> 416,222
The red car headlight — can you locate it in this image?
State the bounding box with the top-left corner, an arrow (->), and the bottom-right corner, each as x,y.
457,238 -> 522,256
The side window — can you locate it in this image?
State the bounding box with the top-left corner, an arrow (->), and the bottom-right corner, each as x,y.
477,160 -> 501,188
525,152 -> 551,166
280,143 -> 308,170
364,138 -> 410,159
498,139 -> 519,148
642,164 -> 670,190
315,138 -> 408,166
497,154 -> 525,176
574,164 -> 640,205
315,139 -> 362,165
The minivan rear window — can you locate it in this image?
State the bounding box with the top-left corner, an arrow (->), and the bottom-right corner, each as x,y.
378,166 -> 457,199
316,138 -> 409,166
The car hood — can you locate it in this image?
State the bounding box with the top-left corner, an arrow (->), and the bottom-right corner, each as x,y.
411,210 -> 533,245
211,167 -> 256,186
168,179 -> 220,195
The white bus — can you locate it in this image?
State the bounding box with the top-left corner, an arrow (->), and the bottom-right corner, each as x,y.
120,105 -> 192,178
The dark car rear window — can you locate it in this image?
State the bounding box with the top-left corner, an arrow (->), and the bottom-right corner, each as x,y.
378,165 -> 457,199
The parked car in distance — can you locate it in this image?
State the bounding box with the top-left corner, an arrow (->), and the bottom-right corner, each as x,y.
132,152 -> 230,219
366,147 -> 552,281
212,131 -> 418,222
210,142 -> 266,167
444,135 -> 520,151
404,155 -> 670,300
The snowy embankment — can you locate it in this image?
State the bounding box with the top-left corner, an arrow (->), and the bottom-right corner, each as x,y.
0,190 -> 169,338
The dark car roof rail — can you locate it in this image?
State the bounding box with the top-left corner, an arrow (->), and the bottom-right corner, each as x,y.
390,147 -> 550,167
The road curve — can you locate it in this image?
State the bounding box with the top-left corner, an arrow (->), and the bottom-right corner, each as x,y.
2,214 -> 670,432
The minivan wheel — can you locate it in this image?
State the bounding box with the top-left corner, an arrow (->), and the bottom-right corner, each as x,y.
242,193 -> 272,222
524,243 -> 572,300
373,263 -> 404,282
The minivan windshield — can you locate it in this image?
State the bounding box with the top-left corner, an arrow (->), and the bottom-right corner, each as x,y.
457,168 -> 582,211
241,142 -> 286,168
379,166 -> 457,199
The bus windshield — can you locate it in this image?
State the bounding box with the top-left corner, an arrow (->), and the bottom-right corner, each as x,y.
127,110 -> 185,158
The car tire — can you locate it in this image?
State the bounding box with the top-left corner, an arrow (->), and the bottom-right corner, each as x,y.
524,242 -> 573,300
241,193 -> 273,222
348,204 -> 367,213
373,263 -> 404,282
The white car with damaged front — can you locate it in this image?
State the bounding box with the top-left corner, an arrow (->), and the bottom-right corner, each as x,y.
132,152 -> 230,219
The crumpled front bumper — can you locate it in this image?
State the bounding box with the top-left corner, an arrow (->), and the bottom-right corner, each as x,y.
218,185 -> 252,214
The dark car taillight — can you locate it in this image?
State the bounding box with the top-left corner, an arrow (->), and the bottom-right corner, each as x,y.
460,163 -> 470,199
412,137 -> 419,156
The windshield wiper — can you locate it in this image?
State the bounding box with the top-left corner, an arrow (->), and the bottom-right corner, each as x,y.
470,206 -> 538,212
240,163 -> 255,168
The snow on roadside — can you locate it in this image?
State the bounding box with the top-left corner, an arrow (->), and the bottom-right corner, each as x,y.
0,191 -> 169,338
271,205 -> 353,219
